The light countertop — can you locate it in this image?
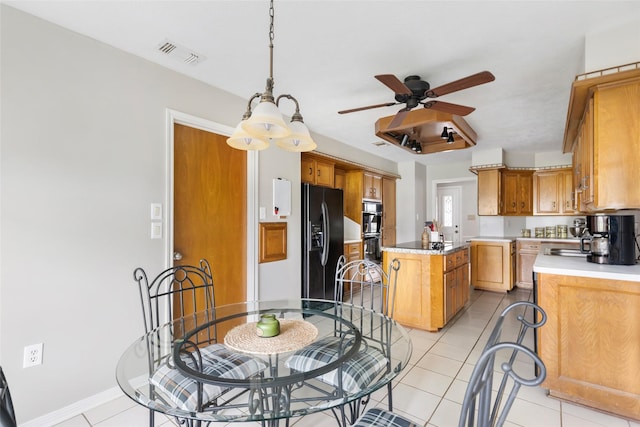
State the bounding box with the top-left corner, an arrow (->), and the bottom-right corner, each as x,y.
382,241 -> 469,255
468,236 -> 517,242
468,236 -> 582,243
344,239 -> 362,245
533,253 -> 640,282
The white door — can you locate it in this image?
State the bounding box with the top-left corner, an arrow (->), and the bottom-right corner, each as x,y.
437,186 -> 462,244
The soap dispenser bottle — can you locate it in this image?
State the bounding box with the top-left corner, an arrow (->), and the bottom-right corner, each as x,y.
421,222 -> 431,248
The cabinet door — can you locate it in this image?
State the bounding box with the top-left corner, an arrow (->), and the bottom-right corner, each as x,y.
502,172 -> 519,215
518,172 -> 533,215
477,169 -> 501,215
534,171 -> 561,214
334,169 -> 346,190
471,241 -> 512,292
301,157 -> 315,184
561,169 -> 575,214
581,97 -> 594,208
363,173 -> 382,200
315,160 -> 335,188
593,79 -> 640,209
444,270 -> 457,323
382,178 -> 396,247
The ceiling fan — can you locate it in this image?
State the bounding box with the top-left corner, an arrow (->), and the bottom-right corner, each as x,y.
338,71 -> 495,128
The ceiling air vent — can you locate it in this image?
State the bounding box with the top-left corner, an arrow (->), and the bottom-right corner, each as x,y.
156,39 -> 205,65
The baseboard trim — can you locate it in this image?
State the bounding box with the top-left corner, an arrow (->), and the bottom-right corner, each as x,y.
19,386 -> 125,427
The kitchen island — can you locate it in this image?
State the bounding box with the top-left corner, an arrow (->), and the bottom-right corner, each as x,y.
382,241 -> 469,331
534,254 -> 640,420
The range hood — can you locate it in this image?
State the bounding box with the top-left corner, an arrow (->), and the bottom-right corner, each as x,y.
375,109 -> 477,155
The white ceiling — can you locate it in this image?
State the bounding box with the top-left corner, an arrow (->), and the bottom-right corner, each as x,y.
6,1 -> 640,165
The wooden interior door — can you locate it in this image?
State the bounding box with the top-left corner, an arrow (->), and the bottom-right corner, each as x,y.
173,124 -> 247,317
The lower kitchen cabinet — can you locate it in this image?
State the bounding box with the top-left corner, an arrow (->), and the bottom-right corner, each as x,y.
342,241 -> 362,295
382,245 -> 469,331
470,240 -> 515,292
537,272 -> 640,420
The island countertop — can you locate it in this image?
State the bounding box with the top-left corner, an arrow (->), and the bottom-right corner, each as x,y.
533,253 -> 640,282
382,241 -> 469,256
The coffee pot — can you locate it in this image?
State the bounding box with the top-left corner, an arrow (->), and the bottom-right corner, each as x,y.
581,214 -> 636,265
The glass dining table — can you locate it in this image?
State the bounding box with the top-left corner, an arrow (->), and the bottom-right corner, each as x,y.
116,299 -> 412,427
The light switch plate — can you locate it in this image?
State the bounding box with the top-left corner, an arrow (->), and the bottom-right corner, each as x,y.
150,203 -> 162,220
151,222 -> 162,239
259,207 -> 266,220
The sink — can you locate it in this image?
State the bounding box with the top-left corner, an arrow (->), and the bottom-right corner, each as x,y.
545,248 -> 586,257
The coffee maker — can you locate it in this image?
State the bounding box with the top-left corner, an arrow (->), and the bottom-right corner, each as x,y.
581,214 -> 636,265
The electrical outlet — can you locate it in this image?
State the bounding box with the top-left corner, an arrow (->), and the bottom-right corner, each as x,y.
23,343 -> 43,368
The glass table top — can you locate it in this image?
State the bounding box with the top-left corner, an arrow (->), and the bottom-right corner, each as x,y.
116,299 -> 412,423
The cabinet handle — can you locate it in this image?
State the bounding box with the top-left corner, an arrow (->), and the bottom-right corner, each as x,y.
317,170 -> 321,176
308,167 -> 313,176
521,202 -> 525,208
552,201 -> 556,209
512,202 -> 516,208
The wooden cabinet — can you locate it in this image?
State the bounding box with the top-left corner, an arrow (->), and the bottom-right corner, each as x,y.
334,168 -> 346,190
363,172 -> 382,200
342,241 -> 362,295
501,170 -> 533,216
470,240 -> 514,292
533,168 -> 574,215
301,156 -> 334,187
537,272 -> 640,420
383,246 -> 469,331
516,240 -> 540,289
444,248 -> 470,323
476,168 -> 502,216
570,76 -> 640,211
381,177 -> 396,247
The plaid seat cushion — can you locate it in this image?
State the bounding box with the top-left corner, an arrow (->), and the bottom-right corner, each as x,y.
284,336 -> 387,394
151,343 -> 266,411
353,407 -> 418,427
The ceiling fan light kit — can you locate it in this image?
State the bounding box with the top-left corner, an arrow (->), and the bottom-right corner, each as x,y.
227,0 -> 316,153
340,70 -> 494,155
375,109 -> 477,155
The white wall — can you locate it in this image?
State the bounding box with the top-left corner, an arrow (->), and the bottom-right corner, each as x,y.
395,161 -> 427,243
0,6 -> 397,423
585,18 -> 640,72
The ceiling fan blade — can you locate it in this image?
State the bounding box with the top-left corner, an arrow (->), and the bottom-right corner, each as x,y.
424,100 -> 476,116
375,74 -> 412,95
338,102 -> 398,114
388,109 -> 410,128
428,71 -> 495,97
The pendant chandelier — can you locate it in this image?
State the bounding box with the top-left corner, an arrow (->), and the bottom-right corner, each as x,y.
227,0 -> 317,152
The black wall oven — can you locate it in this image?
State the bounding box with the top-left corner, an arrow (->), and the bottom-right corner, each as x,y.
363,201 -> 382,263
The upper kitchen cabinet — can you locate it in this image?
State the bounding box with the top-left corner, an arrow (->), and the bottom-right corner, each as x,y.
301,154 -> 334,188
501,170 -> 533,216
381,177 -> 396,247
476,168 -> 502,215
533,168 -> 574,215
363,172 -> 382,201
564,65 -> 640,211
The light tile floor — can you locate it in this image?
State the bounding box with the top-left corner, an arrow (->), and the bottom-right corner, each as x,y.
53,288 -> 640,427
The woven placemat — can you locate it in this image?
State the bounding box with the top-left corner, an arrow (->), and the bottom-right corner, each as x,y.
224,319 -> 319,355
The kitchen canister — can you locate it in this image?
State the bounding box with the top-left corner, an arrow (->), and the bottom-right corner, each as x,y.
534,227 -> 545,238
557,225 -> 568,238
521,229 -> 531,237
256,314 -> 280,337
545,226 -> 556,238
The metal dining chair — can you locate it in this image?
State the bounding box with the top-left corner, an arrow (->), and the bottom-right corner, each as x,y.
0,367 -> 16,427
133,259 -> 266,427
351,300 -> 547,427
285,256 -> 401,425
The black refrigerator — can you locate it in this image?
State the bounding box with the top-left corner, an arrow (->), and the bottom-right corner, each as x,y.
302,183 -> 344,300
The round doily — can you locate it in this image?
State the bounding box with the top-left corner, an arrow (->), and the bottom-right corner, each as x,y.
224,319 -> 318,355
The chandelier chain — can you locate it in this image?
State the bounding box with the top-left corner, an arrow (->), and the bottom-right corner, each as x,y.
268,0 -> 275,80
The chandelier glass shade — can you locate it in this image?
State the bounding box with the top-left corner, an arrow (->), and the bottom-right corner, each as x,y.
227,0 -> 316,152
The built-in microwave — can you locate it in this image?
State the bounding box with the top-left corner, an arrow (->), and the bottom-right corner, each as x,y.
362,201 -> 382,235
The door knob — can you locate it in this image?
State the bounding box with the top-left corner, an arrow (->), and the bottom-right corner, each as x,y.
173,252 -> 183,261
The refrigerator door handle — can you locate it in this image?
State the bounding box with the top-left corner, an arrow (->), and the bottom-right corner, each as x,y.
321,200 -> 330,266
